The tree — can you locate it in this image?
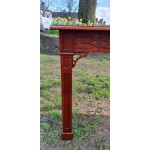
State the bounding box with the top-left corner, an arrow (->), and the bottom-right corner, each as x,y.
78,0 -> 97,24
40,0 -> 56,17
60,0 -> 78,14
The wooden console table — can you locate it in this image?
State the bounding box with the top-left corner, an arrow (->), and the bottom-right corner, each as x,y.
50,26 -> 110,140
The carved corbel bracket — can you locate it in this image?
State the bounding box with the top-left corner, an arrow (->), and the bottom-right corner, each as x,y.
72,53 -> 88,68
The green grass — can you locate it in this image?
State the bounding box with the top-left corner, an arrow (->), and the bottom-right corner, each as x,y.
40,54 -> 110,149
40,101 -> 55,111
40,54 -> 57,63
41,107 -> 103,147
40,90 -> 51,99
46,30 -> 59,35
73,70 -> 110,100
40,78 -> 60,90
96,140 -> 108,150
73,115 -> 103,142
89,54 -> 110,67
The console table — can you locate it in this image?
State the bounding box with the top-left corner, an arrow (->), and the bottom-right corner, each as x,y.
50,26 -> 110,140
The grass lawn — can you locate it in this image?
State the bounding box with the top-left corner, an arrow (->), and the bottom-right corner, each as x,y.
46,30 -> 59,35
40,53 -> 110,150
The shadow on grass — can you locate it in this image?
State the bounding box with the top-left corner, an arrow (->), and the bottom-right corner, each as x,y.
40,110 -> 110,150
40,53 -> 110,149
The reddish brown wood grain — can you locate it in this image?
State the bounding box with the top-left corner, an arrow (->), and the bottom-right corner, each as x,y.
74,31 -> 110,52
50,26 -> 110,140
61,55 -> 73,140
51,26 -> 110,31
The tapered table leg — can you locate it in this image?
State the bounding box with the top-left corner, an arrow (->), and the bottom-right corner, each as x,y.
60,55 -> 73,140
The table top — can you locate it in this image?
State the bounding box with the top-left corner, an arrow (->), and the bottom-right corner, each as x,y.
50,26 -> 110,31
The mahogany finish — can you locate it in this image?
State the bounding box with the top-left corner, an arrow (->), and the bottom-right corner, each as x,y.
50,26 -> 110,140
51,26 -> 110,31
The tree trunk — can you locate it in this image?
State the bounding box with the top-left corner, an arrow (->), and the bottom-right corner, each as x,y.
78,0 -> 97,24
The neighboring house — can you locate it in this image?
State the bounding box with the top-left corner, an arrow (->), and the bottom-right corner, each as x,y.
40,1 -> 52,18
95,18 -> 106,26
40,1 -> 52,31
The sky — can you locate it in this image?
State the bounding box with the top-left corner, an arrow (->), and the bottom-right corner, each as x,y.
48,0 -> 110,24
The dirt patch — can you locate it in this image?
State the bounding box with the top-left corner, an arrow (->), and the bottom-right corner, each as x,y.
72,94 -> 110,149
73,95 -> 109,116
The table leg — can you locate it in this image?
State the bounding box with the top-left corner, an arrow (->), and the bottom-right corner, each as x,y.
60,55 -> 73,140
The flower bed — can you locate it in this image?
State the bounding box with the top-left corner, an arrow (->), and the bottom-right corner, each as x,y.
51,16 -> 109,26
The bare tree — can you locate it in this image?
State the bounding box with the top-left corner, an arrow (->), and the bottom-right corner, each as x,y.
40,0 -> 56,17
60,0 -> 78,14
